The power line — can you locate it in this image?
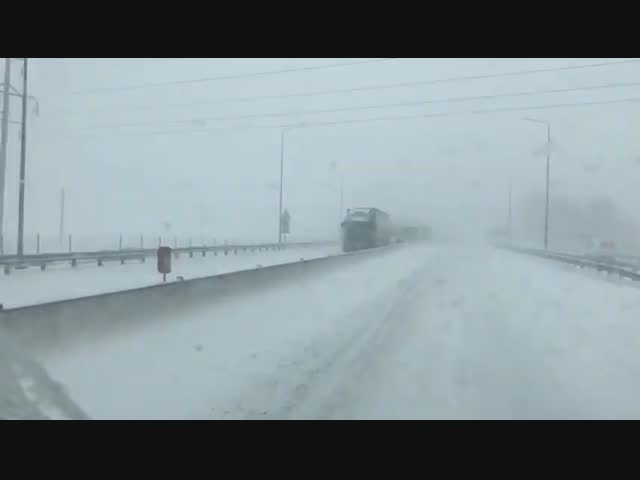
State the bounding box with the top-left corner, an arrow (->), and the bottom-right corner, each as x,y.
68,95 -> 640,140
178,96 -> 640,132
69,58 -> 399,95
80,80 -> 640,131
62,58 -> 640,111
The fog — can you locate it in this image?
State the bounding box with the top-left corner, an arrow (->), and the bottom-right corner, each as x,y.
6,58 -> 640,420
4,58 -> 640,250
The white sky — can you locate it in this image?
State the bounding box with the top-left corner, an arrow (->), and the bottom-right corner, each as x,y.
3,58 -> 640,247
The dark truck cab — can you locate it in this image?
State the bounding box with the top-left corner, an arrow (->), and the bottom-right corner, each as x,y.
340,207 -> 392,252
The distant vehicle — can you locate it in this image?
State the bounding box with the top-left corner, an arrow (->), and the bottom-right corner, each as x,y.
341,207 -> 392,253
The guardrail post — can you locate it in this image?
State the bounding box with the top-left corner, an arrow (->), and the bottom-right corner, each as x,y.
98,258 -> 103,267
119,234 -> 123,251
36,233 -> 40,254
40,263 -> 45,271
4,265 -> 10,275
71,258 -> 77,268
189,250 -> 193,258
68,234 -> 72,253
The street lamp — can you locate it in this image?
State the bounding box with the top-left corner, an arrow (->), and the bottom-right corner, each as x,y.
522,116 -> 551,250
278,123 -> 306,243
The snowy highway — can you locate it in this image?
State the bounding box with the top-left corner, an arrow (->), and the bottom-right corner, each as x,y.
8,58 -> 640,420
36,243 -> 640,420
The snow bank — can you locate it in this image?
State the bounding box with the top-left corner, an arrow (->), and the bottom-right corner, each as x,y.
0,245 -> 341,308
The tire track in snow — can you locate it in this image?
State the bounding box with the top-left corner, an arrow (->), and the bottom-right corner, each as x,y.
275,260 -> 433,420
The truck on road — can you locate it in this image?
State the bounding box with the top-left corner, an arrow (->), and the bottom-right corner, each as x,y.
341,208 -> 392,253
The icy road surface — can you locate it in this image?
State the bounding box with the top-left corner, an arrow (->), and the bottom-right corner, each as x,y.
0,331 -> 88,420
0,245 -> 340,308
42,245 -> 640,419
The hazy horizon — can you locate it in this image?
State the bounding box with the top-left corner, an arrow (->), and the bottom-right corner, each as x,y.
3,58 -> 640,251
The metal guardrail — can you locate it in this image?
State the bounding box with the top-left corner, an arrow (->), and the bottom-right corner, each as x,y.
506,245 -> 640,281
0,241 -> 338,275
0,242 -> 399,354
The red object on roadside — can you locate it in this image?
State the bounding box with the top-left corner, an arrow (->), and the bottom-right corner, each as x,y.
157,246 -> 172,275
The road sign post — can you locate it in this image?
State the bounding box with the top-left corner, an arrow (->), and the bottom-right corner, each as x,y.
157,246 -> 171,282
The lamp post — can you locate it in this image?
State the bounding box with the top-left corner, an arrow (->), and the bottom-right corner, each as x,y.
522,116 -> 551,250
278,124 -> 306,243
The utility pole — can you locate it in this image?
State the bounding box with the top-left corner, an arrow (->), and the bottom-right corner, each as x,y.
16,58 -> 27,258
0,58 -> 11,251
59,188 -> 65,245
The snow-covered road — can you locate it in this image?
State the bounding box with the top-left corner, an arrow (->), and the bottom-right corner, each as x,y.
40,245 -> 640,419
294,247 -> 640,419
0,245 -> 340,308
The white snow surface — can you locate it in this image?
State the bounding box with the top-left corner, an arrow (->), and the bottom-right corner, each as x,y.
0,245 -> 340,308
38,245 -> 640,419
